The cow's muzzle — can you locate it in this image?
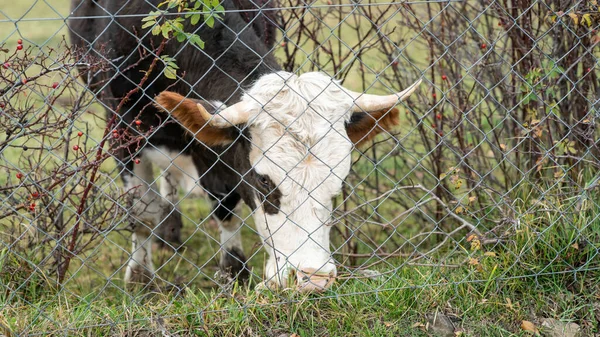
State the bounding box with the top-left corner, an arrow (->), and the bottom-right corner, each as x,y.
296,268 -> 336,292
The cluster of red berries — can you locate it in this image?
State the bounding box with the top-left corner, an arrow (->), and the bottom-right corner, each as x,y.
17,39 -> 23,51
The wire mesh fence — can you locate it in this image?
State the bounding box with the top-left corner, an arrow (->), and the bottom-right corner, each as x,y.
1,0 -> 599,335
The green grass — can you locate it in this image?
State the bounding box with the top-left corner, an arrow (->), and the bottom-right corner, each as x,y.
1,1 -> 600,336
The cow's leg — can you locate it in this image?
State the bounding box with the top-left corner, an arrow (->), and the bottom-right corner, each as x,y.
123,154 -> 163,284
155,171 -> 183,249
213,193 -> 249,281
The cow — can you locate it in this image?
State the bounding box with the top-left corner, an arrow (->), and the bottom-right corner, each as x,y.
68,0 -> 421,292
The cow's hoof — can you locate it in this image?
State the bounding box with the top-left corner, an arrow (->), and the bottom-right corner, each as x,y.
219,247 -> 250,283
125,266 -> 155,286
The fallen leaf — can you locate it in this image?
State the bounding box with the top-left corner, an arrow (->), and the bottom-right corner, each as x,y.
484,251 -> 497,257
468,258 -> 479,266
567,12 -> 579,25
571,242 -> 579,250
500,143 -> 506,151
521,320 -> 539,334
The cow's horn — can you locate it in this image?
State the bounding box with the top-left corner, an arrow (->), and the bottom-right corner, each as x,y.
348,79 -> 422,113
197,101 -> 251,128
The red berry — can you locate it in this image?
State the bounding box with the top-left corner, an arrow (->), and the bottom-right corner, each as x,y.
2,62 -> 9,69
0,103 -> 4,109
22,78 -> 27,84
442,75 -> 447,80
481,43 -> 487,49
431,123 -> 436,128
16,45 -> 23,51
29,203 -> 35,211
498,21 -> 503,26
16,173 -> 23,179
392,61 -> 399,66
73,145 -> 79,151
432,93 -> 437,98
436,114 -> 442,120
52,82 -> 59,89
438,131 -> 444,137
32,192 -> 39,198
17,39 -> 22,45
135,120 -> 141,126
587,68 -> 591,72
77,131 -> 83,137
280,42 -> 286,47
134,159 -> 141,165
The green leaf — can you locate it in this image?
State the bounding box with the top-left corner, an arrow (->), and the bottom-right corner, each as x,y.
176,33 -> 186,42
142,21 -> 156,29
162,24 -> 171,39
191,13 -> 201,25
152,25 -> 162,36
164,66 -> 177,79
205,15 -> 215,28
189,34 -> 205,49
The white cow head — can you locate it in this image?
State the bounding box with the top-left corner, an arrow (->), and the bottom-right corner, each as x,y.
156,71 -> 420,292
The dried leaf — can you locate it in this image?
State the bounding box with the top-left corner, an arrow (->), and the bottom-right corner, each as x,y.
571,242 -> 579,250
412,322 -> 426,328
521,320 -> 539,334
456,206 -> 464,214
484,251 -> 497,257
568,12 -> 579,26
499,143 -> 506,151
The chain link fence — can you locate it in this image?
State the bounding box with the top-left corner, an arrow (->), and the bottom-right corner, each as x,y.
1,0 -> 599,335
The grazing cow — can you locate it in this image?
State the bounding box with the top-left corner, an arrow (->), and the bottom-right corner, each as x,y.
69,0 -> 420,291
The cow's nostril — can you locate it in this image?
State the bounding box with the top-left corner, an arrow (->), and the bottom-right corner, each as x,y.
296,268 -> 335,292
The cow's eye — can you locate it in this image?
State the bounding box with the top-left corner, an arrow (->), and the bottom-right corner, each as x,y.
259,176 -> 270,187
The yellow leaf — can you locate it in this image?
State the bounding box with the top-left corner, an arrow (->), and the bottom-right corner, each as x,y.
568,12 -> 579,25
520,320 -> 539,334
468,258 -> 479,266
456,206 -> 464,214
484,251 -> 497,257
582,13 -> 592,27
466,234 -> 476,242
571,242 -> 579,250
439,172 -> 447,180
468,196 -> 477,203
499,143 -> 506,151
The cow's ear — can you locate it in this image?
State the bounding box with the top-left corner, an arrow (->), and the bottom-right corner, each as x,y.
155,91 -> 237,146
345,108 -> 400,147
